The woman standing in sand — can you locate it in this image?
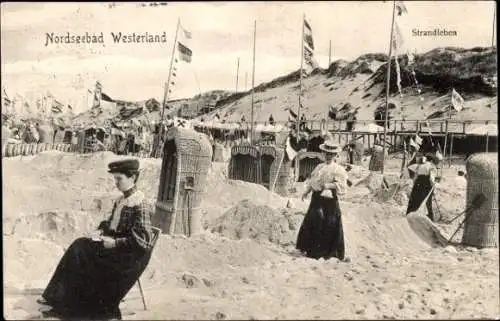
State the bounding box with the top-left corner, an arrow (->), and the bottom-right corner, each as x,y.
406,153 -> 439,222
296,139 -> 348,261
38,158 -> 154,320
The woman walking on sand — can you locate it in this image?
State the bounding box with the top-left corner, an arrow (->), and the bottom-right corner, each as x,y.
296,139 -> 348,261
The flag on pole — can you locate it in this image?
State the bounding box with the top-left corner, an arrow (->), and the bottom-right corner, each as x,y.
177,22 -> 193,63
51,100 -> 64,114
180,24 -> 192,39
93,81 -> 102,108
24,101 -> 32,115
392,22 -> 405,51
392,22 -> 405,96
101,92 -> 114,102
451,88 -> 464,111
2,88 -> 11,113
177,42 -> 192,63
304,19 -> 314,51
35,98 -> 42,116
288,108 -> 298,121
395,1 -> 408,16
303,18 -> 317,74
285,135 -> 298,161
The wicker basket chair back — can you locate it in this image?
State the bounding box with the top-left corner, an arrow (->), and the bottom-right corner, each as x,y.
228,145 -> 261,184
296,151 -> 325,182
462,153 -> 498,248
153,127 -> 212,237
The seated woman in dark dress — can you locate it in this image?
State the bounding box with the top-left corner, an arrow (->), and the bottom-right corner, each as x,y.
296,139 -> 349,261
38,158 -> 154,320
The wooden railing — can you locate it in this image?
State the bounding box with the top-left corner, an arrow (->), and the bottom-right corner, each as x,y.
244,119 -> 497,136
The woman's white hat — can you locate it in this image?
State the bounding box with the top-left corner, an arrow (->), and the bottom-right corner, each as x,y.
319,139 -> 340,154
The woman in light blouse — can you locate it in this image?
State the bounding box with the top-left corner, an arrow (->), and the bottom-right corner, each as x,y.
39,158 -> 154,320
296,139 -> 348,261
406,153 -> 439,221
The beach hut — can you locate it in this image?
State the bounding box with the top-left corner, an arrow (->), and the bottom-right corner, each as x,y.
153,127 -> 213,237
462,153 -> 498,248
296,151 -> 325,182
228,144 -> 261,184
259,145 -> 291,196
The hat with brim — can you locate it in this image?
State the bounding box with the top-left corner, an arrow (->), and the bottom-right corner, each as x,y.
319,140 -> 340,154
108,158 -> 140,174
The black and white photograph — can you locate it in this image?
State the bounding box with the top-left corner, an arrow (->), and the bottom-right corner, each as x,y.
1,1 -> 498,320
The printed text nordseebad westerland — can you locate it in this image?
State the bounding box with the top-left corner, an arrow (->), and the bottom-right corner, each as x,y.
44,32 -> 168,46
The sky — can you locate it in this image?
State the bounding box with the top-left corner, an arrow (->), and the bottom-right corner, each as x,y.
1,1 -> 496,114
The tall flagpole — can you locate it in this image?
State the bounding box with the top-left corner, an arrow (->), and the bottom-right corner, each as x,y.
381,0 -> 396,176
161,18 -> 180,122
250,20 -> 256,144
297,13 -> 305,139
236,57 -> 240,92
194,71 -> 202,115
329,39 -> 332,67
492,3 -> 496,47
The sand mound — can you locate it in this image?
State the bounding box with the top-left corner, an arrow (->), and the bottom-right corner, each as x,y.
201,163 -> 288,225
4,210 -> 100,244
210,200 -> 303,246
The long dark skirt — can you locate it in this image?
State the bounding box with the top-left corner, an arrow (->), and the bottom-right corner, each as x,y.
42,237 -> 151,319
296,191 -> 345,260
406,175 -> 437,221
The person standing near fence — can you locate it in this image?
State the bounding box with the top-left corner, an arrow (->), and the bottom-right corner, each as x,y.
71,131 -> 78,152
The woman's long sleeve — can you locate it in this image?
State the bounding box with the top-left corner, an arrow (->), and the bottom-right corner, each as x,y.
333,170 -> 348,196
115,201 -> 154,251
97,204 -> 115,233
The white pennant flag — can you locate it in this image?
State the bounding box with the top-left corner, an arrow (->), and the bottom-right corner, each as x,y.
392,22 -> 405,97
451,88 -> 464,111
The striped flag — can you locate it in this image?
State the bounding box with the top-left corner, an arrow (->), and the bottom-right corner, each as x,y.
177,22 -> 192,63
303,18 -> 317,74
177,42 -> 192,63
